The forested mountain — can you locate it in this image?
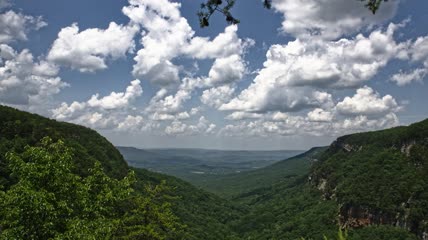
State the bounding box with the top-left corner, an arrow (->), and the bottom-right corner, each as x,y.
311,119 -> 428,239
225,119 -> 428,239
0,105 -> 242,239
1,105 -> 427,239
195,147 -> 325,199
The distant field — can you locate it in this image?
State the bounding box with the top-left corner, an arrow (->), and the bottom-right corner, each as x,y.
117,147 -> 304,185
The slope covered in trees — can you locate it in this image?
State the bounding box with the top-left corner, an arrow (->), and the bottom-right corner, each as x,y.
0,105 -> 243,239
1,105 -> 427,239
311,119 -> 428,238
194,147 -> 325,199
224,119 -> 428,239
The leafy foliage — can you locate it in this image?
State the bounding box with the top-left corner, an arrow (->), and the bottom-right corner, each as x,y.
132,167 -> 245,239
362,0 -> 386,14
0,137 -> 183,239
0,105 -> 426,239
0,105 -> 242,240
0,105 -> 128,188
310,119 -> 428,238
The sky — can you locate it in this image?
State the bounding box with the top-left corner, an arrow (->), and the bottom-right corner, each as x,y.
1,0 -> 428,150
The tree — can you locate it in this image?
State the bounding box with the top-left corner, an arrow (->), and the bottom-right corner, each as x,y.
198,0 -> 386,28
0,137 -> 184,239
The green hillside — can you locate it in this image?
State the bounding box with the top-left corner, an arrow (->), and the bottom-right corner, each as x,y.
227,120 -> 428,239
0,106 -> 128,185
195,147 -> 325,199
311,119 -> 428,238
1,105 -> 427,239
0,105 -> 242,239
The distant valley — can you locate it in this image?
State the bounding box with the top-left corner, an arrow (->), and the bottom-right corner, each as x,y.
117,146 -> 303,184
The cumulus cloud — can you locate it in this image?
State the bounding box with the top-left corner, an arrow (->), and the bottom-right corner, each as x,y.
219,84 -> 402,138
0,10 -> 47,43
206,54 -> 246,86
219,108 -> 399,138
336,86 -> 400,117
117,115 -> 144,132
145,77 -> 206,117
225,112 -> 263,120
307,108 -> 333,122
87,80 -> 142,110
150,111 -> 190,121
391,68 -> 427,86
333,113 -> 399,133
391,36 -> 428,86
47,22 -> 138,72
0,44 -> 67,106
184,25 -> 254,59
220,23 -> 406,115
272,0 -> 399,40
123,0 -> 252,86
220,86 -> 333,113
165,116 -> 216,136
201,85 -> 235,109
52,80 -> 143,131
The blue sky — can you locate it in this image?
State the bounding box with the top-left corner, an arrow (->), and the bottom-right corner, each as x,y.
1,0 -> 428,150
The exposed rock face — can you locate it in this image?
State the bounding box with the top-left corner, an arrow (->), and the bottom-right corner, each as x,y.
339,205 -> 395,228
330,138 -> 362,153
311,132 -> 428,239
400,141 -> 416,157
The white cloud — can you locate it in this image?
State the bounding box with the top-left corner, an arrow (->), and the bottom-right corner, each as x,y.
201,85 -> 235,109
0,10 -> 47,43
219,108 -> 399,138
184,25 -> 254,59
307,108 -> 333,122
123,0 -> 193,86
164,116 -> 216,136
391,68 -> 427,86
117,115 -> 144,132
207,54 -> 245,86
47,22 -> 138,72
150,111 -> 190,121
190,107 -> 201,115
165,120 -> 187,135
87,79 -> 142,110
220,23 -> 405,114
220,86 -> 333,113
391,36 -> 428,86
334,113 -> 399,133
336,86 -> 400,117
147,88 -> 192,114
225,112 -> 263,120
272,0 -> 398,40
0,45 -> 67,106
52,80 -> 143,131
145,77 -> 206,115
411,36 -> 428,63
123,0 -> 252,86
52,101 -> 86,120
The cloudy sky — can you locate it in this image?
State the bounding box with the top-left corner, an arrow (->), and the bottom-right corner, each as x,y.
1,0 -> 428,150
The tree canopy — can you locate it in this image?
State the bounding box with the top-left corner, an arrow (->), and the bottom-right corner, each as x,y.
198,0 -> 387,27
0,137 -> 184,239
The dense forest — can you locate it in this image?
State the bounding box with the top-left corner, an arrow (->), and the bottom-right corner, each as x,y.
0,105 -> 427,239
0,105 -> 242,239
